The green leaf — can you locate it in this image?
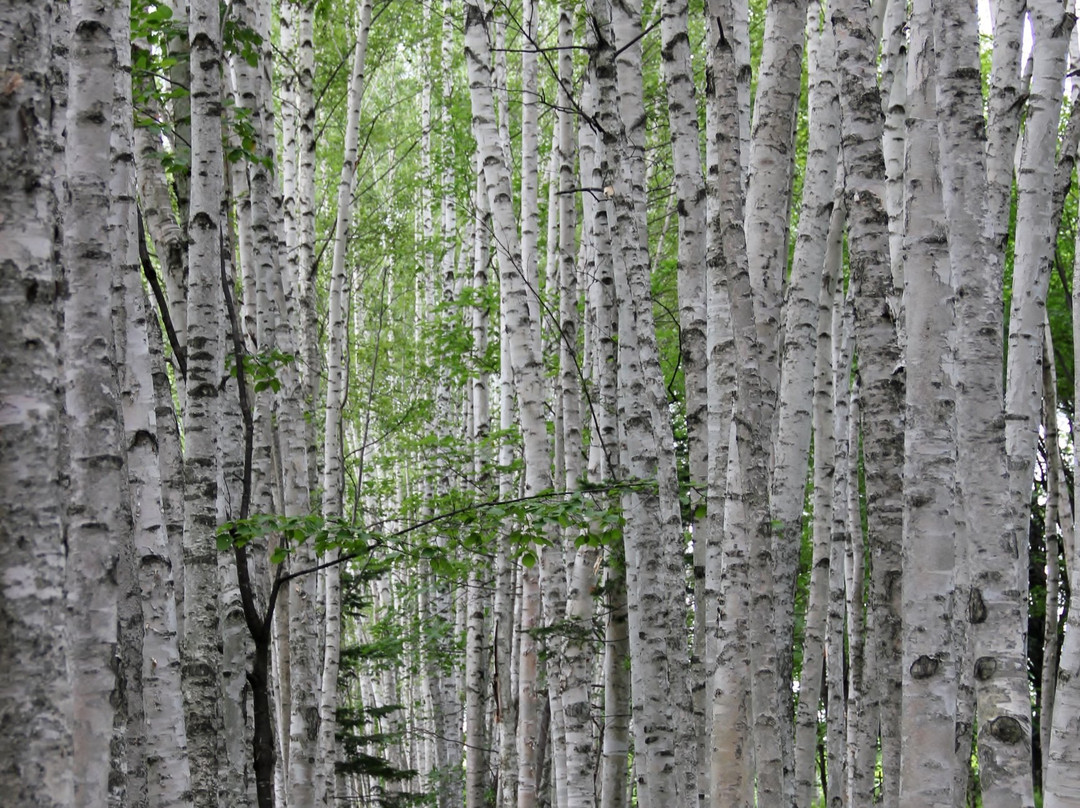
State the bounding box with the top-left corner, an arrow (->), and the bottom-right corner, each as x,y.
520,550 -> 537,569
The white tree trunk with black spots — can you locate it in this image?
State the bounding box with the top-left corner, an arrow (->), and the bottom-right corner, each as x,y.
898,7 -> 960,803
831,2 -> 906,802
0,5 -> 72,805
182,1 -> 227,803
63,3 -> 131,803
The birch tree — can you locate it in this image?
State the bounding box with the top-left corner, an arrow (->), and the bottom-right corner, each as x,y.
62,3 -> 132,803
181,1 -> 227,803
0,5 -> 72,806
831,2 -> 906,802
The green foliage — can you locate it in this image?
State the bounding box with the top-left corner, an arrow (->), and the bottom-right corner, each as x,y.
216,513 -> 378,564
227,349 -> 296,394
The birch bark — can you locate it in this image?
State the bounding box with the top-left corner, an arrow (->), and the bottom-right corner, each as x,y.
1045,216 -> 1080,803
117,90 -> 194,808
182,1 -> 227,803
703,2 -> 748,803
657,10 -> 708,791
763,10 -> 839,801
602,1 -> 692,803
831,3 -> 906,802
898,8 -> 959,804
934,2 -> 1043,804
316,4 -> 373,805
464,5 -> 558,808
0,5 -> 72,805
63,3 -> 130,804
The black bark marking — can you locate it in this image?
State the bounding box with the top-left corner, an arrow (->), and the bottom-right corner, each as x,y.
987,716 -> 1024,745
910,655 -> 939,679
973,656 -> 997,681
968,587 -> 987,623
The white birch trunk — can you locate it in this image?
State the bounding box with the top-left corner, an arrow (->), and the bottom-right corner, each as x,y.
464,6 -> 555,807
831,3 -> 906,802
579,37 -> 624,808
999,20 -> 1071,802
764,10 -> 839,801
466,165 -> 493,808
822,202 -> 849,808
0,5 -> 72,805
315,5 -> 373,804
1045,223 -> 1080,804
703,3 -> 747,803
63,3 -> 129,804
119,151 -> 194,808
111,3 -> 150,798
597,3 -> 692,805
934,3 -> 1043,805
1043,77 -> 1080,804
147,285 -> 188,644
1040,320 -> 1064,792
880,0 -> 907,336
898,8 -> 959,803
792,199 -> 838,807
986,0 -> 1028,252
182,1 -> 227,803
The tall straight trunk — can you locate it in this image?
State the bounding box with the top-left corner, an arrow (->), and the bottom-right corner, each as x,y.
146,277 -> 188,643
841,343 -> 877,808
898,7 -> 959,803
703,3 -> 747,804
1004,0 -> 1071,561
744,0 -> 807,402
596,2 -> 692,805
466,167 -> 493,808
290,0 -> 319,488
879,0 -> 906,335
63,3 -> 129,804
1040,320 -> 1065,792
1045,200 -> 1080,804
0,5 -> 72,806
554,6 -> 597,808
998,14 -> 1071,803
519,0 -> 541,355
599,558 -> 630,808
792,256 -> 836,808
163,0 -> 191,227
109,60 -> 152,808
217,278 -> 254,808
763,10 -> 839,803
656,4 -> 708,798
934,3 -> 1044,805
822,202 -> 849,808
985,0 -> 1027,253
118,117 -> 194,808
1045,527 -> 1080,808
515,5 -> 570,801
182,1 -> 227,804
316,5 -> 372,805
464,5 -> 555,807
830,4 -> 906,804
579,36 -> 623,808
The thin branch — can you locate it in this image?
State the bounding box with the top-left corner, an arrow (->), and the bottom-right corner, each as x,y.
138,208 -> 187,378
276,481 -> 640,587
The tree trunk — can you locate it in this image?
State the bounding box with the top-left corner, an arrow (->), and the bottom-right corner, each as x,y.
898,7 -> 959,803
63,2 -> 130,804
0,5 -> 72,805
831,3 -> 906,803
181,1 -> 227,803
